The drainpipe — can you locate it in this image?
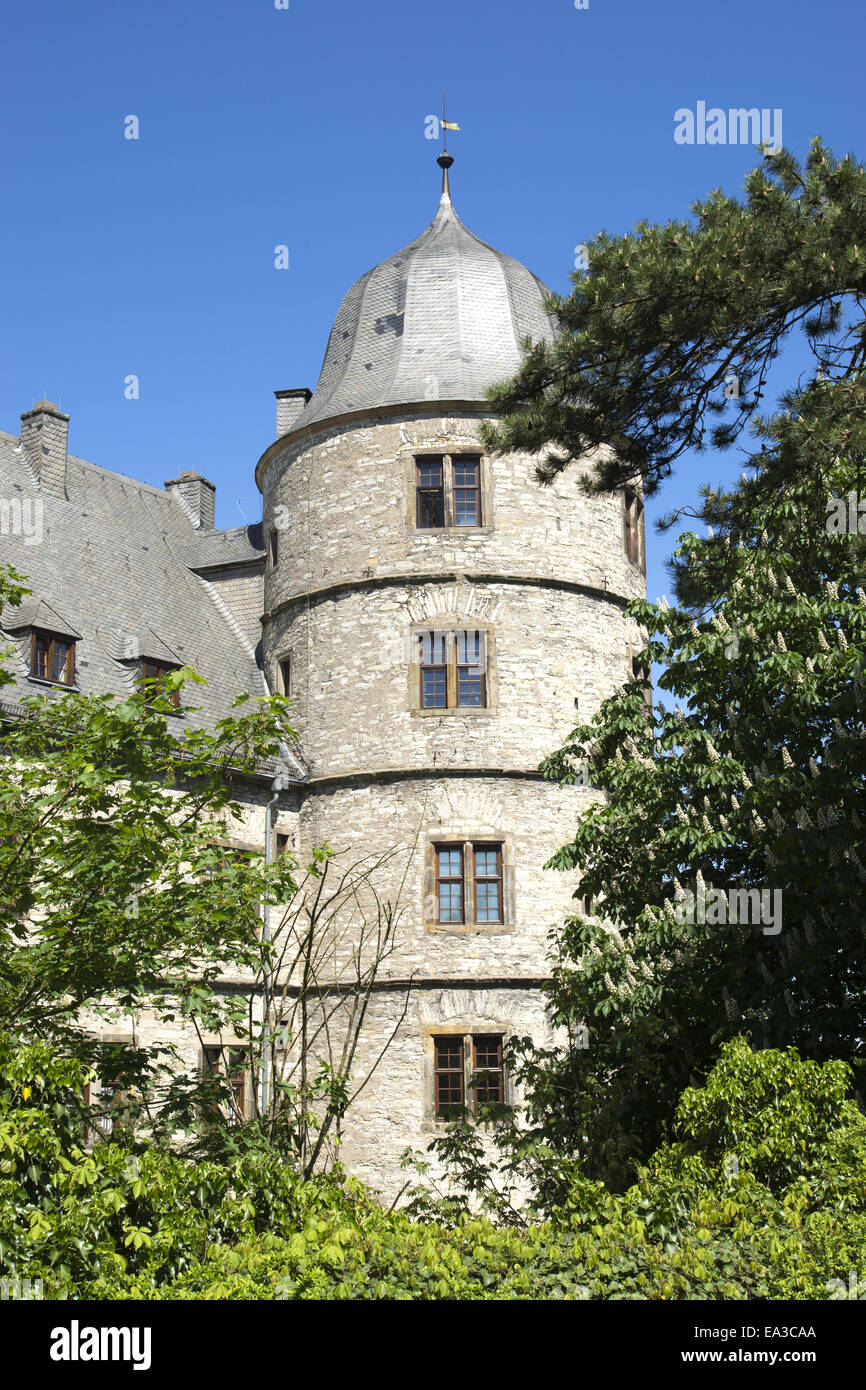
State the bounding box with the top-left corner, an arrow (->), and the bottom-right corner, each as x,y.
261,746 -> 289,1118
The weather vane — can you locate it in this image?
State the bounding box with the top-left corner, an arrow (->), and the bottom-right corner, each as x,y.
438,93 -> 460,196
440,92 -> 460,153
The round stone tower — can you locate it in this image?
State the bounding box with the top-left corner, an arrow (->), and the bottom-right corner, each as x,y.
255,158 -> 646,1197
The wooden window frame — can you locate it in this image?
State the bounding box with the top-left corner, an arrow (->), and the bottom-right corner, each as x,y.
427,839 -> 510,932
435,844 -> 464,924
628,646 -> 653,712
418,630 -> 487,710
82,1076 -> 129,1139
202,1044 -> 249,1124
452,456 -> 482,528
623,488 -> 645,570
413,453 -> 486,530
419,631 -> 448,709
455,629 -> 486,707
416,456 -> 446,529
472,844 -> 503,924
431,1032 -> 506,1121
277,654 -> 292,697
471,1034 -> 505,1112
433,1035 -> 465,1119
30,630 -> 75,686
139,660 -> 180,708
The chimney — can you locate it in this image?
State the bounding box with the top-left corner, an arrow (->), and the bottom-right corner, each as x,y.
275,388 -> 312,437
164,470 -> 216,529
20,401 -> 69,499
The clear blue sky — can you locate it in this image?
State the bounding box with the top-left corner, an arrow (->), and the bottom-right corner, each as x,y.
2,0 -> 864,608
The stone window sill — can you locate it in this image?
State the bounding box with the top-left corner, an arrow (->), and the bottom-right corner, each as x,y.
412,706 -> 495,718
425,921 -> 515,936
410,526 -> 494,536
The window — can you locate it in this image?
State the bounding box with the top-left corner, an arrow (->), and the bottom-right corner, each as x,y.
433,1037 -> 465,1119
473,846 -> 502,924
203,1045 -> 249,1124
139,660 -> 179,707
416,457 -> 445,528
414,453 -> 483,528
204,843 -> 260,922
269,528 -> 279,568
456,630 -> 485,706
419,631 -> 447,708
623,488 -> 645,568
433,1033 -> 505,1119
429,840 -> 508,930
275,832 -> 291,857
435,845 -> 464,924
30,631 -> 74,685
418,630 -> 486,709
629,648 -> 653,712
472,1035 -> 504,1109
453,456 -> 481,527
82,1077 -> 129,1138
276,655 -> 291,697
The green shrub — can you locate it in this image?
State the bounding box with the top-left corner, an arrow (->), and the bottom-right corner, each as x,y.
1,1034 -> 863,1300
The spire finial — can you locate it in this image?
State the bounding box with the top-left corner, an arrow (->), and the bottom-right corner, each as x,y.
438,94 -> 459,203
437,150 -> 454,200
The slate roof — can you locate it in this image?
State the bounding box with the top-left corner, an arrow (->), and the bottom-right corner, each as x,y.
0,430 -> 305,779
296,189 -> 557,429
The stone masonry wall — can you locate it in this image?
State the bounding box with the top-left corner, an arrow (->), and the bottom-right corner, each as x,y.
246,407 -> 646,1196
260,412 -> 645,610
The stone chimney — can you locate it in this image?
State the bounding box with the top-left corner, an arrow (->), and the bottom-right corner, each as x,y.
275,388 -> 312,437
164,470 -> 216,529
20,401 -> 70,499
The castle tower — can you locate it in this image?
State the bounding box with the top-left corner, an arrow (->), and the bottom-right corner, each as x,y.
256,158 -> 646,1195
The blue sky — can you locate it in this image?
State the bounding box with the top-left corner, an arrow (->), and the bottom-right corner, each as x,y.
2,0 -> 864,608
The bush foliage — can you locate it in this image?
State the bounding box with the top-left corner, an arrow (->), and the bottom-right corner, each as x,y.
2,1034 -> 863,1300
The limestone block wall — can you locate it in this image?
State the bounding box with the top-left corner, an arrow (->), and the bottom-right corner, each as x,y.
260,412 -> 645,610
111,981 -> 556,1203
238,403 -> 649,1198
268,578 -> 642,777
322,984 -> 559,1201
297,774 -> 587,980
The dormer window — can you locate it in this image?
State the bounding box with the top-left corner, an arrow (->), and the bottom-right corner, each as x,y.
30,631 -> 75,686
139,660 -> 179,708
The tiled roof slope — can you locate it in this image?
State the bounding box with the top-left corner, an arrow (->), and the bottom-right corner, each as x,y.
296,190 -> 557,429
0,429 -> 302,776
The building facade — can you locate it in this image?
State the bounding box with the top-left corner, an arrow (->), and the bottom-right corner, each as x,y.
0,158 -> 645,1197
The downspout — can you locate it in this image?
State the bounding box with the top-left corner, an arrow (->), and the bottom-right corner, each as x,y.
261,743 -> 290,1118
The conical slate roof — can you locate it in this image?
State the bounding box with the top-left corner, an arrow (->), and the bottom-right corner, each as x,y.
295,181 -> 556,430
